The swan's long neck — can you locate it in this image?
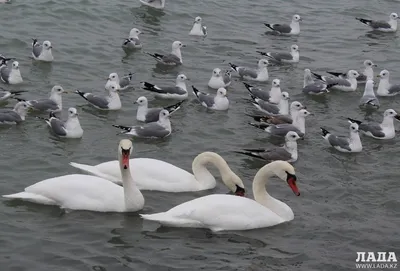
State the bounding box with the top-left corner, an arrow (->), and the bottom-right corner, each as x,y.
120,159 -> 144,211
377,78 -> 390,96
191,152 -> 235,190
252,164 -> 293,221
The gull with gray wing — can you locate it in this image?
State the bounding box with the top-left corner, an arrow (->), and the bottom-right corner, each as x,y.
189,16 -> 207,36
229,59 -> 269,82
302,69 -> 336,95
141,74 -> 188,100
321,121 -> 362,153
246,101 -> 305,125
192,86 -> 229,111
146,41 -> 185,65
0,101 -> 30,124
376,70 -> 400,96
356,13 -> 398,32
0,58 -> 23,85
311,70 -> 359,92
106,72 -> 134,90
250,92 -> 289,115
359,80 -> 379,108
17,85 -> 68,112
264,14 -> 302,35
135,96 -> 183,123
31,39 -> 54,62
257,44 -> 300,63
75,81 -> 121,110
208,68 -> 231,89
36,108 -> 83,138
244,79 -> 282,103
122,28 -> 142,50
326,60 -> 377,84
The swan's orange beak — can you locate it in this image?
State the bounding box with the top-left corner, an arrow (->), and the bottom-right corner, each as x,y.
287,176 -> 300,196
121,149 -> 130,169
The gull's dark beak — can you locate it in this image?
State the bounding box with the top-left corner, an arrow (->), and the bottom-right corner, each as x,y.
181,44 -> 187,47
395,115 -> 400,121
377,75 -> 381,78
372,64 -> 378,67
48,46 -> 53,49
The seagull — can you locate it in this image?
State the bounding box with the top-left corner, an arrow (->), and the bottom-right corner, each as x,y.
359,80 -> 379,108
75,81 -> 121,110
246,101 -> 306,125
376,70 -> 400,96
264,14 -> 302,35
139,0 -> 165,9
134,96 -> 183,123
235,131 -> 301,163
311,70 -> 359,92
0,101 -> 30,124
243,79 -> 282,104
302,69 -> 336,95
192,86 -> 229,111
356,13 -> 398,32
250,92 -> 290,115
0,58 -> 23,85
31,39 -> 54,62
348,109 -> 400,140
321,121 -> 362,153
141,74 -> 188,100
208,68 -> 231,89
229,59 -> 269,82
122,28 -> 142,50
326,60 -> 377,84
189,16 -> 207,36
16,85 -> 68,112
36,108 -> 84,139
257,44 -> 300,63
146,41 -> 185,65
113,109 -> 171,139
0,89 -> 26,102
106,72 -> 134,90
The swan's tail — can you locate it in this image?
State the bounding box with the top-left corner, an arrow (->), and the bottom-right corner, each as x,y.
69,162 -> 122,185
3,192 -> 56,205
140,213 -> 202,228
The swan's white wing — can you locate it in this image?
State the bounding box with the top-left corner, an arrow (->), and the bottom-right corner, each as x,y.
141,194 -> 285,231
71,158 -> 199,192
4,174 -> 126,212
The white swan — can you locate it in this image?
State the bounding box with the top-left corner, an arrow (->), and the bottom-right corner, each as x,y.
3,140 -> 144,212
140,160 -> 300,232
69,152 -> 245,194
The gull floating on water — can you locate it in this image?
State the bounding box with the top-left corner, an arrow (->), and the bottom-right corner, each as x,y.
0,57 -> 23,85
376,70 -> 400,96
250,92 -> 289,116
135,96 -> 183,123
312,70 -> 359,92
257,44 -> 300,63
189,16 -> 207,36
36,108 -> 83,139
0,101 -> 30,124
113,109 -> 171,138
235,131 -> 301,163
16,85 -> 68,112
321,121 -> 362,153
139,0 -> 165,9
75,81 -> 121,110
359,80 -> 379,108
32,39 -> 53,62
192,86 -> 229,111
122,28 -> 142,50
302,69 -> 336,95
146,41 -> 185,65
264,14 -> 302,35
229,59 -> 269,82
0,89 -> 25,102
247,101 -> 305,125
348,109 -> 400,140
326,60 -> 377,84
141,74 -> 188,100
106,72 -> 134,91
249,109 -> 310,138
244,79 -> 282,104
356,13 -> 398,32
208,68 -> 231,89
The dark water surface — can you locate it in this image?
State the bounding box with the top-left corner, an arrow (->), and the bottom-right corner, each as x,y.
1,0 -> 400,270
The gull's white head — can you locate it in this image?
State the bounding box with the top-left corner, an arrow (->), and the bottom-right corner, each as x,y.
172,41 -> 185,50
135,96 -> 148,106
384,109 -> 400,120
194,16 -> 202,24
176,74 -> 188,82
51,85 -> 66,95
377,69 -> 390,80
118,139 -> 133,170
364,60 -> 377,68
390,13 -> 398,20
285,131 -> 301,142
290,101 -> 305,111
68,107 -> 79,118
159,109 -> 170,120
348,70 -> 360,79
212,68 -> 221,77
108,72 -> 119,82
107,81 -> 120,93
281,91 -> 290,100
12,61 -> 19,70
258,59 -> 269,68
291,44 -> 299,52
292,14 -> 302,22
43,41 -> 52,50
265,160 -> 300,196
348,122 -> 359,133
298,109 -> 311,118
304,68 -> 311,76
217,88 -> 227,97
14,101 -> 30,115
272,78 -> 280,87
129,28 -> 141,38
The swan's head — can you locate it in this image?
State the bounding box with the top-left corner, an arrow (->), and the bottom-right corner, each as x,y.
270,161 -> 300,196
43,41 -> 52,50
223,172 -> 245,197
390,13 -> 398,20
212,68 -> 221,77
108,72 -> 119,82
134,96 -> 148,106
118,139 -> 133,170
377,70 -> 390,80
272,78 -> 280,87
292,14 -> 302,22
364,60 -> 377,68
